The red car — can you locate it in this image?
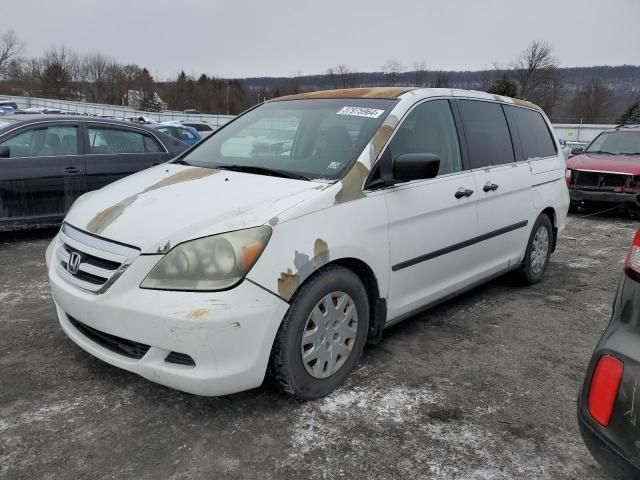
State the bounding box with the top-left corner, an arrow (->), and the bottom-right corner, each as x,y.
566,125 -> 640,215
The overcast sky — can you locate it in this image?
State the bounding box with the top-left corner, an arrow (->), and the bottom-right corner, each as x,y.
5,0 -> 640,79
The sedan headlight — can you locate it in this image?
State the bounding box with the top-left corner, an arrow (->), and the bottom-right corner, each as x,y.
141,226 -> 272,291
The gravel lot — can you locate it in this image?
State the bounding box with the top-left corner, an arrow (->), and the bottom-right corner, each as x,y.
0,213 -> 635,480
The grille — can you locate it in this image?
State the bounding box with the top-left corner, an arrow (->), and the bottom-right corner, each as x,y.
55,223 -> 140,294
68,316 -> 150,359
165,352 -> 196,367
574,171 -> 630,190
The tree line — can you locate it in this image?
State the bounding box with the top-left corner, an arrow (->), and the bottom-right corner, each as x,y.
0,30 -> 638,123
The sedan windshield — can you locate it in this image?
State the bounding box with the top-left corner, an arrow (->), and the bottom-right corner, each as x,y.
586,131 -> 640,155
179,98 -> 396,180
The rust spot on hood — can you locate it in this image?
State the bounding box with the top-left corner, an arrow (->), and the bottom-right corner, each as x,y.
277,269 -> 299,301
187,308 -> 210,320
273,87 -> 416,101
334,161 -> 369,204
86,167 -> 219,234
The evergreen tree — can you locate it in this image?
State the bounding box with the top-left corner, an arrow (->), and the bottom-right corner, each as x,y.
620,102 -> 640,124
487,74 -> 518,98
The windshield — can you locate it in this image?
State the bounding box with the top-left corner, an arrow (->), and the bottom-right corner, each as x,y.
586,131 -> 640,155
179,98 -> 396,180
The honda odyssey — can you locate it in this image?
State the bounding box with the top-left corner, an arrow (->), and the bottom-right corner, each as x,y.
46,88 -> 570,400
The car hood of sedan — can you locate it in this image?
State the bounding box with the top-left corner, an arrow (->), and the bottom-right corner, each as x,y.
567,153 -> 640,175
64,164 -> 323,253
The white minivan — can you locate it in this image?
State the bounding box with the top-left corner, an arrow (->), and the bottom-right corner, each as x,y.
46,88 -> 569,400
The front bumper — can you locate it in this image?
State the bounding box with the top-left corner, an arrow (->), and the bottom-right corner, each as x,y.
47,235 -> 289,396
570,189 -> 640,206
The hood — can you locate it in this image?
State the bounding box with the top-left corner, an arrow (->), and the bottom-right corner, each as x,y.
567,153 -> 640,175
65,164 -> 323,253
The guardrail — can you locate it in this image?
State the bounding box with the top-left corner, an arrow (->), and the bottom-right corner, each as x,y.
0,95 -> 235,128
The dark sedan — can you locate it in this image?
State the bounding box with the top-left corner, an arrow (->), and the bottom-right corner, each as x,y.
0,115 -> 188,227
578,227 -> 640,479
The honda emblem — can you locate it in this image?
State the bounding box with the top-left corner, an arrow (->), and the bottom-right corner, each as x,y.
67,251 -> 82,275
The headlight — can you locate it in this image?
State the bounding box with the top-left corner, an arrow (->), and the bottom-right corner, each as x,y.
140,226 -> 272,291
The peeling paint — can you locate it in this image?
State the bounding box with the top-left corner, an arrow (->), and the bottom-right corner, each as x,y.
371,114 -> 399,157
273,87 -> 416,101
314,239 -> 330,266
277,268 -> 299,300
187,308 -> 210,320
512,97 -> 539,110
334,161 -> 369,205
86,167 -> 219,234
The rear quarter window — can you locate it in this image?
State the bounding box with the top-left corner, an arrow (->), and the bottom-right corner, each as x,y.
505,106 -> 557,160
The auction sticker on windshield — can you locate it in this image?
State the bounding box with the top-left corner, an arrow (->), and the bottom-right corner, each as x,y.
337,106 -> 385,118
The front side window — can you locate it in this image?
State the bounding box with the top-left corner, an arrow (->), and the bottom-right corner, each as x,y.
88,126 -> 162,154
505,106 -> 557,160
458,100 -> 515,168
182,98 -> 396,180
586,132 -> 640,156
387,100 -> 462,176
1,125 -> 78,157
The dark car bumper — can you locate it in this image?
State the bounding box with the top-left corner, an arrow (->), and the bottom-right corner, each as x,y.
578,405 -> 640,479
570,189 -> 640,206
578,274 -> 640,479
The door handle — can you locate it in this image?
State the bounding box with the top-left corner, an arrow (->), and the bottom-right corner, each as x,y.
64,166 -> 81,175
454,187 -> 474,199
483,182 -> 499,192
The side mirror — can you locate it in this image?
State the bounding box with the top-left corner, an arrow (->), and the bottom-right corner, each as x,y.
0,146 -> 9,158
392,153 -> 440,182
570,147 -> 584,156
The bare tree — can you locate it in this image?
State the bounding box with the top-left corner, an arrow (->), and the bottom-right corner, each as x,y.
514,40 -> 560,113
83,53 -> 110,102
0,30 -> 24,77
569,79 -> 613,123
382,59 -> 405,86
431,72 -> 451,88
327,64 -> 357,88
411,61 -> 428,87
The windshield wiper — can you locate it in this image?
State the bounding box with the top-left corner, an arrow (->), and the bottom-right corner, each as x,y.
214,164 -> 311,181
587,150 -> 618,155
172,158 -> 191,165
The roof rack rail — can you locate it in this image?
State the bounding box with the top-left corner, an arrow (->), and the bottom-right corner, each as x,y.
615,123 -> 640,129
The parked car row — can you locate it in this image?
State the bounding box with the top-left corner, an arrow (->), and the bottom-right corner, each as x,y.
0,115 -> 188,226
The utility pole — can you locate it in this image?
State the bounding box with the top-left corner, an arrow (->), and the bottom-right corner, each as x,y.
226,85 -> 230,115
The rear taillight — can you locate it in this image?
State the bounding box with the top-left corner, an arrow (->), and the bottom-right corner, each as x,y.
624,228 -> 640,282
565,168 -> 572,188
588,355 -> 624,426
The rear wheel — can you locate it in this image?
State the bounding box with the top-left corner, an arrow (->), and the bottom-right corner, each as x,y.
269,266 -> 369,400
515,214 -> 553,285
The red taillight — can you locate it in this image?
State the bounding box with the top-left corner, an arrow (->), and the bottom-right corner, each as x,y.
624,228 -> 640,282
565,168 -> 572,188
588,355 -> 624,426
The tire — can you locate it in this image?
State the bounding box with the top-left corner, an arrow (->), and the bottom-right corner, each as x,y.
515,214 -> 553,285
269,265 -> 369,401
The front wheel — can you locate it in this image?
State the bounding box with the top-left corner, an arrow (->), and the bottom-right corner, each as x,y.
515,214 -> 553,285
269,266 -> 369,400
